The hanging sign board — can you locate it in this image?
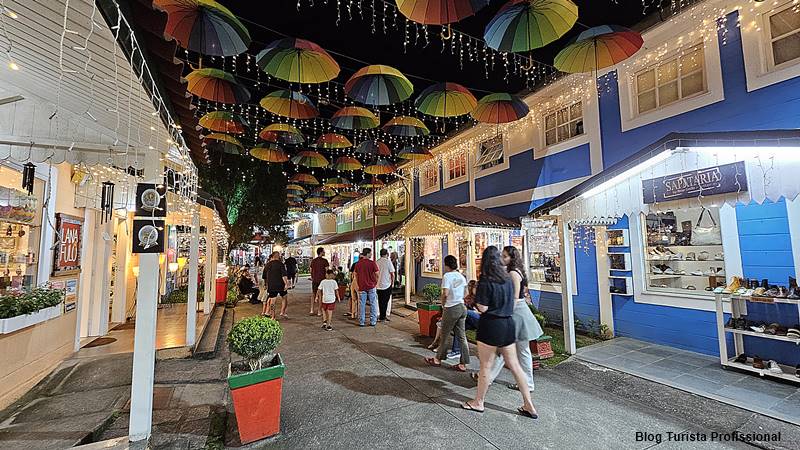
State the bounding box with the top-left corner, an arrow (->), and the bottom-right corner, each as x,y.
134,183 -> 167,218
375,205 -> 391,217
642,161 -> 748,204
52,214 -> 83,276
132,219 -> 166,254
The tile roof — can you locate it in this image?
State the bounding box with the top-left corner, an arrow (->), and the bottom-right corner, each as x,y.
318,222 -> 402,245
411,204 -> 520,229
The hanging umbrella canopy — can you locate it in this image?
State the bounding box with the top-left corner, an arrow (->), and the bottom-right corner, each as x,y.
396,0 -> 490,25
365,159 -> 397,175
484,0 -> 578,53
304,195 -> 327,204
250,143 -> 290,163
345,65 -> 414,106
471,93 -> 530,124
360,178 -> 386,189
316,133 -> 353,149
383,116 -> 430,137
203,133 -> 243,154
260,89 -> 319,119
397,145 -> 434,161
286,183 -> 307,196
331,106 -> 380,130
259,123 -> 305,144
186,68 -> 250,103
332,156 -> 364,171
330,195 -> 350,204
154,0 -> 251,56
256,37 -> 340,84
338,190 -> 362,198
312,186 -> 337,198
416,82 -> 477,117
291,150 -> 329,168
199,111 -> 247,133
554,25 -> 644,73
355,140 -> 393,157
324,177 -> 353,189
290,173 -> 320,185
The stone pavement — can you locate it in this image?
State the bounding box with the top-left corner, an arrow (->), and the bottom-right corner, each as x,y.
226,279 -> 800,450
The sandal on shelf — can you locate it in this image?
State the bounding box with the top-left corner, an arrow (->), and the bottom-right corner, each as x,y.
424,357 -> 441,367
517,407 -> 538,419
461,402 -> 484,413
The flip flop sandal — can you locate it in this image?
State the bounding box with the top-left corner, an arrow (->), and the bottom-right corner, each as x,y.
461,402 -> 484,413
517,407 -> 538,419
450,365 -> 467,372
424,357 -> 441,367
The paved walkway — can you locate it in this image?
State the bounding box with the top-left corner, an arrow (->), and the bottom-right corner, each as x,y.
228,280 -> 800,449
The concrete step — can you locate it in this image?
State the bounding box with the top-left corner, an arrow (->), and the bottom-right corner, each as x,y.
193,307 -> 226,360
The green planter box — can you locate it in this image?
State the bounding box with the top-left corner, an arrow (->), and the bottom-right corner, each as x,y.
228,354 -> 285,390
417,303 -> 442,311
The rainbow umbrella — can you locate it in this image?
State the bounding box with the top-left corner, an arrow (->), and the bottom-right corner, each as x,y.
260,90 -> 319,119
554,25 -> 644,73
360,178 -> 385,189
471,93 -> 530,124
304,195 -> 327,204
312,186 -> 337,198
324,177 -> 353,189
186,68 -> 250,103
199,111 -> 246,133
316,133 -> 353,149
382,116 -> 430,137
355,140 -> 392,157
203,133 -> 243,154
155,0 -> 250,57
250,144 -> 290,163
331,106 -> 380,130
338,190 -> 362,198
345,65 -> 414,106
330,195 -> 350,204
291,150 -> 329,168
396,0 -> 490,25
332,156 -> 364,171
365,159 -> 397,175
416,82 -> 477,117
397,145 -> 434,161
484,0 -> 578,53
259,123 -> 305,144
256,37 -> 340,84
286,183 -> 307,196
290,173 -> 320,185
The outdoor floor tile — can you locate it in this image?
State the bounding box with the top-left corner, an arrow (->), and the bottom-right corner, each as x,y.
602,355 -> 653,371
672,374 -> 726,395
665,352 -> 718,368
716,386 -> 786,410
618,350 -> 669,365
690,364 -> 750,385
771,392 -> 800,421
638,345 -> 683,358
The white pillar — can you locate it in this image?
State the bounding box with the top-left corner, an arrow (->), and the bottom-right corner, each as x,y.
111,216 -> 130,324
560,220 -> 577,355
595,226 -> 614,336
186,210 -> 200,347
204,235 -> 214,314
95,218 -> 114,336
78,209 -> 97,338
466,230 -> 476,281
404,237 -> 412,305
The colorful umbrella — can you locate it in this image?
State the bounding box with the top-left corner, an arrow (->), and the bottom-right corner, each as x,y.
360,178 -> 385,189
471,93 -> 530,124
259,123 -> 305,145
330,106 -> 380,130
316,133 -> 353,149
330,195 -> 350,204
289,173 -> 320,185
250,144 -> 290,163
199,111 -> 246,133
286,183 -> 307,196
332,156 -> 364,172
338,190 -> 362,198
291,150 -> 329,168
260,90 -> 319,120
365,159 -> 397,175
312,186 -> 337,198
554,25 -> 644,73
186,68 -> 250,103
484,0 -> 578,53
324,177 -> 353,189
203,133 -> 243,154
355,140 -> 392,157
345,65 -> 414,106
154,0 -> 250,56
397,145 -> 434,161
256,37 -> 340,84
382,116 -> 430,137
396,0 -> 490,25
304,195 -> 327,204
415,82 -> 477,117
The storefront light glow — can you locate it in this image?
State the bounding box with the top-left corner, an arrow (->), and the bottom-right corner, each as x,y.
581,150 -> 672,199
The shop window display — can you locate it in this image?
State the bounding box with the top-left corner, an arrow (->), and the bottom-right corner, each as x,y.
523,218 -> 561,284
0,172 -> 41,295
422,237 -> 442,275
643,206 -> 724,295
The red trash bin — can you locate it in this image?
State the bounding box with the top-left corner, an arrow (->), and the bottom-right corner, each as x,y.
215,277 -> 228,304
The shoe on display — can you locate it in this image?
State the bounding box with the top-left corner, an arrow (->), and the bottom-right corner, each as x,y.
723,277 -> 741,294
714,252 -> 724,261
735,317 -> 748,330
686,252 -> 696,261
734,354 -> 748,364
671,252 -> 684,260
704,286 -> 714,291
777,286 -> 789,298
674,269 -> 686,275
787,286 -> 800,299
664,267 -> 675,275
753,356 -> 765,369
725,317 -> 736,328
691,270 -> 705,276
651,265 -> 663,274
765,323 -> 780,335
765,288 -> 781,297
749,323 -> 766,333
789,276 -> 798,289
698,251 -> 709,261
795,365 -> 800,378
743,289 -> 754,296
761,279 -> 770,289
787,327 -> 800,339
714,286 -> 725,294
685,285 -> 696,290
767,360 -> 783,374
753,287 -> 767,297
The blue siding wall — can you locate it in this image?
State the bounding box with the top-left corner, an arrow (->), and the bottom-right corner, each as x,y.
531,290 -> 563,325
486,202 -> 530,220
414,165 -> 469,207
572,235 -> 601,329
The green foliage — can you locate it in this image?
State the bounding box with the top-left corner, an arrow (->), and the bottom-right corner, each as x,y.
0,287 -> 65,319
334,271 -> 350,286
421,283 -> 441,303
225,288 -> 240,308
227,316 -> 284,371
527,304 -> 547,328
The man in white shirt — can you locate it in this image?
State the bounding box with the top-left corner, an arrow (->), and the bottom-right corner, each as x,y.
376,249 -> 395,322
424,255 -> 470,371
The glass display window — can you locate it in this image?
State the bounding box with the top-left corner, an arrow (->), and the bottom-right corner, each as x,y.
642,206 -> 725,295
0,166 -> 43,295
523,218 -> 561,284
422,237 -> 442,275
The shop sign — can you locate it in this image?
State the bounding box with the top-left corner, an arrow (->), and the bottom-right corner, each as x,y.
134,183 -> 167,218
642,162 -> 748,204
132,219 -> 166,254
52,214 -> 83,276
375,205 -> 391,217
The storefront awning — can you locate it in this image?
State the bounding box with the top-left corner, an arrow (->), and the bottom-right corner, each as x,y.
318,222 -> 401,245
394,204 -> 520,238
530,130 -> 800,224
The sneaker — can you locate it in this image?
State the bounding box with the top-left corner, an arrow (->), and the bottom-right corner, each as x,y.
714,252 -> 724,260
691,270 -> 704,276
767,360 -> 783,374
652,266 -> 663,274
321,323 -> 328,329
446,351 -> 461,360
750,323 -> 766,333
326,325 -> 333,331
674,269 -> 686,275
686,285 -> 696,290
686,252 -> 696,261
795,365 -> 800,378
664,267 -> 675,275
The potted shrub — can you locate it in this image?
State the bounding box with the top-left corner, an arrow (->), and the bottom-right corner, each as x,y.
417,283 -> 442,337
227,316 -> 285,444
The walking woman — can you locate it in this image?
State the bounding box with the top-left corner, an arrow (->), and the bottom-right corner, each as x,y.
462,246 -> 537,419
424,255 -> 469,371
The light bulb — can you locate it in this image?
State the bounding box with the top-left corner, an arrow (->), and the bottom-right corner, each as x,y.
8,60 -> 19,71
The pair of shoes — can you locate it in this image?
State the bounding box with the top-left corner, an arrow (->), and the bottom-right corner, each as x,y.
723,277 -> 742,294
787,327 -> 800,339
767,360 -> 783,374
750,323 -> 766,333
734,354 -> 748,364
753,356 -> 765,369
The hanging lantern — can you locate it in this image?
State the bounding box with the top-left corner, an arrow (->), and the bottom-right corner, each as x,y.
101,181 -> 115,224
22,163 -> 35,195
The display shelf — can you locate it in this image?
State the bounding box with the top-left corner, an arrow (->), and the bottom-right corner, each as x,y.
606,229 -> 630,247
730,294 -> 800,305
649,273 -> 724,278
609,276 -> 633,296
724,327 -> 800,344
722,357 -> 800,383
608,253 -> 632,271
646,258 -> 725,262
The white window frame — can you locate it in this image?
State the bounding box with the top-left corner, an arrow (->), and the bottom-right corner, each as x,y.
443,152 -> 468,187
764,1 -> 800,71
365,203 -> 373,220
474,134 -> 509,178
741,0 -> 800,91
419,164 -> 440,196
542,101 -> 584,148
633,44 -> 707,116
421,236 -> 442,277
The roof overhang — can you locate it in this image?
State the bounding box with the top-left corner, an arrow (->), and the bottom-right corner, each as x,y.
395,204 -> 520,238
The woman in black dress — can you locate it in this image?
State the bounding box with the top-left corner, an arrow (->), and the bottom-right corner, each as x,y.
462,246 -> 537,418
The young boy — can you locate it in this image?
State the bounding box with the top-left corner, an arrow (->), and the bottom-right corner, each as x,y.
316,269 -> 340,331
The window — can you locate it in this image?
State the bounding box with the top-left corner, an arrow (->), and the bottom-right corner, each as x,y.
365,203 -> 373,220
544,102 -> 583,146
423,237 -> 442,275
767,3 -> 800,67
635,45 -> 705,114
0,166 -> 44,295
337,212 -> 344,225
475,135 -> 504,171
421,165 -> 439,193
446,153 -> 467,182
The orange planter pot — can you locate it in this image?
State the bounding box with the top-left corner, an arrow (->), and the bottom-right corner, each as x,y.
228,355 -> 285,444
417,303 -> 442,337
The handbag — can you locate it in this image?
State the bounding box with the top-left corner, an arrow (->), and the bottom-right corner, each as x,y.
691,208 -> 722,246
